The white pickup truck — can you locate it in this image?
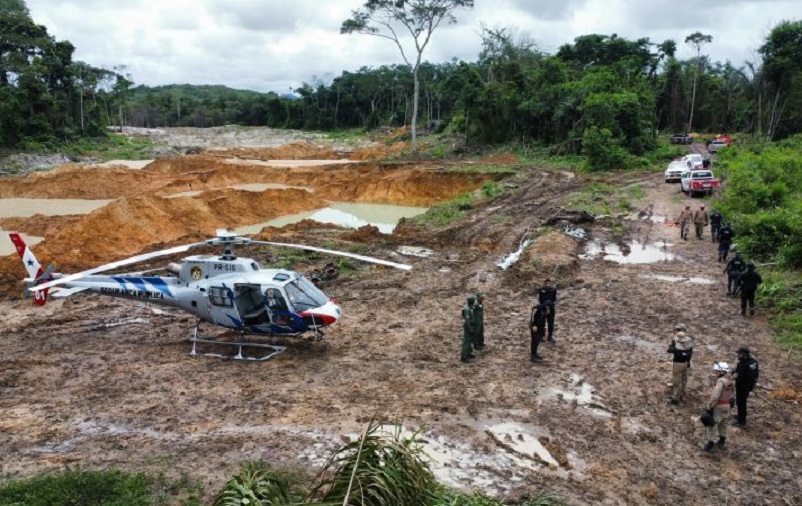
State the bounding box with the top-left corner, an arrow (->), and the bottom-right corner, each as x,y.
665,154 -> 704,183
681,170 -> 720,197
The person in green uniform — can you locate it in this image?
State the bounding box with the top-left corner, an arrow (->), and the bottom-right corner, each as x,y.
473,291 -> 485,350
461,296 -> 476,363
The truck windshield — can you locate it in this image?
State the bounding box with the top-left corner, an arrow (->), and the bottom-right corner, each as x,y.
284,276 -> 329,312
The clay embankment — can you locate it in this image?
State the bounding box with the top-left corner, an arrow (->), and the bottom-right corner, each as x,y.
0,159 -> 494,293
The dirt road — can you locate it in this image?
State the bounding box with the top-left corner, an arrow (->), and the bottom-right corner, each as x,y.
0,164 -> 800,504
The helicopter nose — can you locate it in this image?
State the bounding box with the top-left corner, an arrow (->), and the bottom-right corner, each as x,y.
299,300 -> 341,326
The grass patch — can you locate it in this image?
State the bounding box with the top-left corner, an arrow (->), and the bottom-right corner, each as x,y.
0,468 -> 202,506
413,192 -> 476,227
61,135 -> 156,161
322,128 -> 366,142
515,145 -> 583,171
565,182 -> 647,216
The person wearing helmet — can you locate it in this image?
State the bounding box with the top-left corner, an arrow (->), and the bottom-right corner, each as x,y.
667,331 -> 695,405
724,253 -> 746,297
693,204 -> 709,240
738,263 -> 763,316
704,362 -> 734,452
675,205 -> 693,241
717,223 -> 735,262
460,296 -> 477,363
733,346 -> 760,427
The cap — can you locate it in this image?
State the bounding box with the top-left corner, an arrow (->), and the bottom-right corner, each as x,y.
674,323 -> 686,331
467,296 -> 476,303
476,291 -> 485,298
737,346 -> 751,355
700,205 -> 705,208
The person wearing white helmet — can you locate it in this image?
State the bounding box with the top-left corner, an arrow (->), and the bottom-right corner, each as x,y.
704,361 -> 734,452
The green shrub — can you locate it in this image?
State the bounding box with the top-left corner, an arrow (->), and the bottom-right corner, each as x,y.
0,468 -> 200,506
213,462 -> 296,506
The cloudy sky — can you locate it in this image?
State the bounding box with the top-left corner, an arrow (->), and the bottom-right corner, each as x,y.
25,0 -> 799,93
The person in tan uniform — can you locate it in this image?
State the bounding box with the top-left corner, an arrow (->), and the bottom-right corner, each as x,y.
693,204 -> 709,240
667,331 -> 694,404
675,205 -> 693,240
704,362 -> 734,452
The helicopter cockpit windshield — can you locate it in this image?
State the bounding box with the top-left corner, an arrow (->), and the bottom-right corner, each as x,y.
284,276 -> 329,311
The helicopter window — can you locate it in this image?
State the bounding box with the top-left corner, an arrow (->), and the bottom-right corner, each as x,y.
209,286 -> 234,307
251,262 -> 259,271
284,276 -> 328,312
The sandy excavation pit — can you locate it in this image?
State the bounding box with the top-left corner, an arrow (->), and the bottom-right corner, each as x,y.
2,136 -> 802,504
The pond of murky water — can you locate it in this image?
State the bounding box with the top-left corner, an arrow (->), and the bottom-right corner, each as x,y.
580,240 -> 675,264
236,202 -> 428,234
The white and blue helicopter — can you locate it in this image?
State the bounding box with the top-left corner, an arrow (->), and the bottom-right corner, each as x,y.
10,230 -> 411,360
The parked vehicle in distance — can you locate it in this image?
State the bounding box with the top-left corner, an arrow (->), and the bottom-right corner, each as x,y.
681,169 -> 720,197
708,139 -> 728,153
664,153 -> 704,182
670,133 -> 694,144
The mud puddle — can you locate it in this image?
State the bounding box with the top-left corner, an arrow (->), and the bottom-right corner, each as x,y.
0,198 -> 112,218
579,240 -> 675,264
237,202 -> 428,234
539,373 -> 612,417
89,160 -> 153,170
222,158 -> 351,168
166,183 -> 311,198
614,334 -> 666,355
0,228 -> 43,256
639,273 -> 716,285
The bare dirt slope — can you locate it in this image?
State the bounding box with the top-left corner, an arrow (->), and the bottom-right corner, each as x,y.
1,165 -> 801,505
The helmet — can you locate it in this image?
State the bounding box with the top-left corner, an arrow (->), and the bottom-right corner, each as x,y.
700,410 -> 715,427
713,362 -> 730,373
737,346 -> 750,355
674,323 -> 686,331
747,262 -> 755,270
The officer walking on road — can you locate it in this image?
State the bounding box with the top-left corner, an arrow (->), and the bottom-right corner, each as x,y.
704,362 -> 734,452
710,209 -> 723,242
693,204 -> 709,240
537,279 -> 557,342
717,223 -> 735,262
460,296 -> 476,363
733,346 -> 760,427
676,205 -> 694,241
529,301 -> 551,362
724,252 -> 746,296
739,263 -> 763,316
473,291 -> 486,350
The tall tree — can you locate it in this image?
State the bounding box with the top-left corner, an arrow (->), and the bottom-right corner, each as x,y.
759,20 -> 802,140
341,0 -> 474,150
685,31 -> 712,132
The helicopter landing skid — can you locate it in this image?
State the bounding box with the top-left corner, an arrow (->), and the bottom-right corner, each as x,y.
189,321 -> 286,361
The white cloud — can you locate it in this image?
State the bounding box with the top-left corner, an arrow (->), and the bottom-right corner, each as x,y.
23,0 -> 801,92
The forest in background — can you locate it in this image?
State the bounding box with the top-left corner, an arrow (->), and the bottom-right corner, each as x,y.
2,0 -> 802,164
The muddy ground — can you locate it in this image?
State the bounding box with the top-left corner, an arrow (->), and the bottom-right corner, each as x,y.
1,140 -> 801,505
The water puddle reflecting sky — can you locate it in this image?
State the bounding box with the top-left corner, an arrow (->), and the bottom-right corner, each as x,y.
580,240 -> 676,264
236,202 -> 428,235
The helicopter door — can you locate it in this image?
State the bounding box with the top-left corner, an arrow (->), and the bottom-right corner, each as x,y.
233,284 -> 269,326
207,286 -> 240,327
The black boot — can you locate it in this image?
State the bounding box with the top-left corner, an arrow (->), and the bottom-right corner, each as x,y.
717,437 -> 726,449
704,441 -> 715,452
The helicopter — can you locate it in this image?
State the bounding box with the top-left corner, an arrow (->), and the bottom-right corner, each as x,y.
9,230 -> 412,360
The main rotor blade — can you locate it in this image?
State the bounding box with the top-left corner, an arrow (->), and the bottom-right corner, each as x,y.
30,242 -> 207,292
251,241 -> 412,271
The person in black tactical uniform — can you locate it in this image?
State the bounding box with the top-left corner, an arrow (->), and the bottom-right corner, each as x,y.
710,210 -> 723,242
460,296 -> 476,363
739,263 -> 763,316
537,279 -> 557,342
724,252 -> 746,297
717,223 -> 735,262
733,346 -> 759,427
529,301 -> 551,362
